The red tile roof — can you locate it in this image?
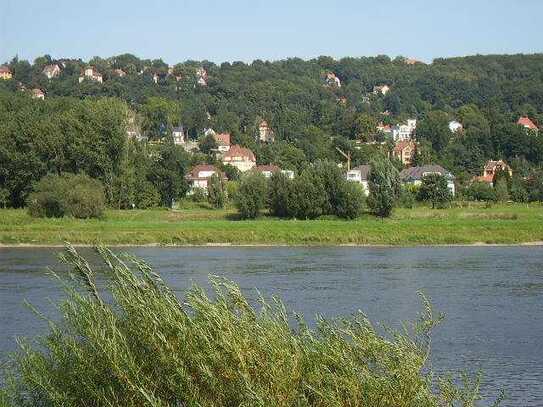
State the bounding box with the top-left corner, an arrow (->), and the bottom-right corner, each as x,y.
214,133 -> 231,146
393,140 -> 415,153
517,117 -> 538,130
186,164 -> 225,180
0,65 -> 11,74
223,145 -> 256,161
255,165 -> 280,173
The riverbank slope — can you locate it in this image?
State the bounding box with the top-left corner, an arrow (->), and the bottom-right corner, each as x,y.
1,204 -> 542,246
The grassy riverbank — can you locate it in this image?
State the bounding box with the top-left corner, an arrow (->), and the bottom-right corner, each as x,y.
1,203 -> 542,246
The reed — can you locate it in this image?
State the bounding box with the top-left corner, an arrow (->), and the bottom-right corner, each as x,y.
1,246 -> 503,406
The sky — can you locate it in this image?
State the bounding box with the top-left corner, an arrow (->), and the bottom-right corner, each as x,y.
1,0 -> 542,65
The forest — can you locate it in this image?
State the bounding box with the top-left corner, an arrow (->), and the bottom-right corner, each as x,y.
1,53 -> 543,209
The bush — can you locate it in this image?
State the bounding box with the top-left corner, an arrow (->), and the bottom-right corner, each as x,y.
190,187 -> 207,203
286,168 -> 327,219
510,177 -> 528,203
494,178 -> 510,202
466,181 -> 497,202
399,185 -> 417,208
335,181 -> 365,219
27,173 -> 105,218
267,171 -> 291,217
207,174 -> 226,209
367,157 -> 400,218
417,174 -> 453,209
234,172 -> 268,219
0,246 -> 493,406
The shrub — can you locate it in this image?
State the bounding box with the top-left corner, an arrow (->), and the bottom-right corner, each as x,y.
367,157 -> 400,218
417,174 -> 453,209
466,181 -> 497,202
494,178 -> 510,202
27,173 -> 105,218
234,172 -> 268,219
0,246 -> 494,407
267,171 -> 291,217
335,181 -> 365,219
286,168 -> 327,219
190,187 -> 207,203
399,185 -> 417,208
510,177 -> 528,203
207,174 -> 226,209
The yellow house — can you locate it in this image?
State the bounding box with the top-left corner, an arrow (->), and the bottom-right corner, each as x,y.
0,66 -> 12,80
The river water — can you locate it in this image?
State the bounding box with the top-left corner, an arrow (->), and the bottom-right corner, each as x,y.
1,246 -> 542,405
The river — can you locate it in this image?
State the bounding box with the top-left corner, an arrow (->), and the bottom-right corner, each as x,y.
1,246 -> 542,405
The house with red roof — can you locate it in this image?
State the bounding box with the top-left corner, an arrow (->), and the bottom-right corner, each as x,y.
222,145 -> 256,172
517,117 -> 538,132
258,120 -> 275,143
186,164 -> 226,192
472,160 -> 512,186
214,133 -> 231,152
0,65 -> 12,80
31,88 -> 45,100
392,140 -> 416,165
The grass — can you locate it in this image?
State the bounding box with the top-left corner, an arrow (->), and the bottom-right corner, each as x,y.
0,246 -> 500,406
0,203 -> 542,246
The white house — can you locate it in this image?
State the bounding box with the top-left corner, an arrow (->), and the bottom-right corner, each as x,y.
392,119 -> 416,142
258,120 -> 275,143
449,120 -> 463,133
79,67 -> 103,83
346,165 -> 371,196
42,64 -> 61,79
186,164 -> 226,192
172,126 -> 186,145
325,72 -> 341,87
222,145 -> 256,172
399,165 -> 456,195
196,67 -> 208,86
373,85 -> 390,95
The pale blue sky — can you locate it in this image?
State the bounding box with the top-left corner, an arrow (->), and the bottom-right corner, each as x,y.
1,0 -> 541,64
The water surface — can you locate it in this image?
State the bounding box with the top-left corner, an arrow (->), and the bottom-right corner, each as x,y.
1,246 -> 542,405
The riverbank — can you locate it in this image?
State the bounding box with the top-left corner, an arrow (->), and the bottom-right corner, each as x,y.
1,204 -> 542,246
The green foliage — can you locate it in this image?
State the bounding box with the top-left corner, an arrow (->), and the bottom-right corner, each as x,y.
367,157 -> 401,218
198,133 -> 218,155
190,187 -> 207,203
494,178 -> 510,202
399,185 -> 417,209
27,173 -> 105,218
221,164 -> 241,181
0,246 -> 497,406
510,177 -> 528,203
207,173 -> 226,209
286,168 -> 327,219
234,172 -> 268,219
267,171 -> 291,217
334,180 -> 365,219
466,182 -> 497,202
148,145 -> 190,208
418,174 -> 453,209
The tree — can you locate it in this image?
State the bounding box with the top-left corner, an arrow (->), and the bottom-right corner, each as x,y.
466,182 -> 497,202
148,145 -> 190,207
494,178 -> 510,202
198,133 -> 218,155
367,157 -> 400,218
207,174 -> 226,209
234,173 -> 268,219
267,171 -> 291,217
286,168 -> 327,219
417,174 -> 453,209
416,111 -> 451,154
335,181 -> 365,219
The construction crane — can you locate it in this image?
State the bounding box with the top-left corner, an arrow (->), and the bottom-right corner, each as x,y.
336,147 -> 351,171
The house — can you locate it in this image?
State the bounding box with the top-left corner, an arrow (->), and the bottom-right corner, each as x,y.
400,165 -> 456,195
258,120 -> 275,143
373,85 -> 390,95
377,122 -> 392,137
346,165 -> 371,196
203,128 -> 216,138
186,164 -> 226,192
517,116 -> 538,132
79,67 -> 103,83
449,120 -> 463,133
472,160 -> 512,185
392,140 -> 416,165
325,72 -> 341,87
196,67 -> 207,86
0,66 -> 12,80
254,165 -> 294,179
404,58 -> 424,65
214,133 -> 231,152
42,64 -> 61,79
392,119 -> 417,142
222,145 -> 256,172
31,88 -> 45,100
172,126 -> 186,145
113,69 -> 126,77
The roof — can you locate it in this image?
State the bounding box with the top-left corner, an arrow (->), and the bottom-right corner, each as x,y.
32,88 -> 44,95
393,140 -> 415,153
43,64 -> 60,72
349,165 -> 371,180
472,175 -> 493,184
255,165 -> 280,173
517,117 -> 538,130
399,165 -> 454,181
484,160 -> 510,171
214,133 -> 231,146
186,164 -> 225,180
0,65 -> 11,73
223,145 -> 255,161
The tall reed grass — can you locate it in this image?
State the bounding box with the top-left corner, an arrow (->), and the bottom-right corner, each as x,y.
1,246 -> 502,406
